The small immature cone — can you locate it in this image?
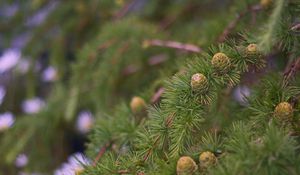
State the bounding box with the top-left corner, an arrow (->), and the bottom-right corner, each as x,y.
176,156 -> 197,175
260,0 -> 272,8
130,96 -> 147,124
191,73 -> 209,93
274,102 -> 293,121
245,44 -> 259,57
211,52 -> 231,74
199,151 -> 217,169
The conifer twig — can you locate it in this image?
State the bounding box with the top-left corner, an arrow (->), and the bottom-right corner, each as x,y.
141,113 -> 174,162
117,170 -> 144,175
143,135 -> 161,162
114,0 -> 137,19
148,54 -> 168,66
151,87 -> 165,104
143,39 -> 202,53
283,57 -> 300,86
218,4 -> 262,43
92,141 -> 112,166
291,23 -> 300,32
117,170 -> 130,174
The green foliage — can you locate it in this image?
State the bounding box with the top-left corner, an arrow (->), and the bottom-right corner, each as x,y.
1,0 -> 300,174
82,0 -> 300,174
211,122 -> 300,175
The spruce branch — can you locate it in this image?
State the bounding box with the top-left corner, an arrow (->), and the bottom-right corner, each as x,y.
54,1 -> 300,174
6,0 -> 300,174
85,39 -> 266,174
138,43 -> 264,159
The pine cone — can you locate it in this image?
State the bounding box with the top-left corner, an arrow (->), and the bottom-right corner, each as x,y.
260,0 -> 272,8
191,73 -> 209,93
274,102 -> 293,121
176,156 -> 197,175
130,96 -> 147,115
211,52 -> 231,74
245,44 -> 259,57
199,151 -> 217,169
